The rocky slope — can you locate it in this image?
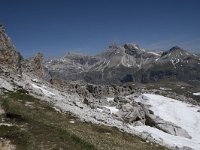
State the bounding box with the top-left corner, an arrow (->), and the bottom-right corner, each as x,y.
45,44 -> 200,85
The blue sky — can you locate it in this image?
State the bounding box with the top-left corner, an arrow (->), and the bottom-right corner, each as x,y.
0,0 -> 200,57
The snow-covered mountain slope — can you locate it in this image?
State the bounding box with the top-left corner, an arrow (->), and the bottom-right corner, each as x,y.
156,46 -> 200,66
140,47 -> 200,83
129,94 -> 200,150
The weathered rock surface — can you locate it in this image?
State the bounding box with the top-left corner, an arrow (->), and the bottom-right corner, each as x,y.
145,113 -> 192,139
115,98 -> 191,139
22,52 -> 52,81
116,102 -> 146,123
0,24 -> 22,74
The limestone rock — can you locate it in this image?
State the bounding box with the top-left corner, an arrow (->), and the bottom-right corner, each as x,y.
116,103 -> 146,123
0,24 -> 22,74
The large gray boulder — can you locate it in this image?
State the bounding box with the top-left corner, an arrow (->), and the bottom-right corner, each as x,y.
116,102 -> 146,123
146,113 -> 192,139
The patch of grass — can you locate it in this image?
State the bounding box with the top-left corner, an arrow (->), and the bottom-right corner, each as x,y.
0,125 -> 31,149
91,124 -> 113,133
0,91 -> 168,150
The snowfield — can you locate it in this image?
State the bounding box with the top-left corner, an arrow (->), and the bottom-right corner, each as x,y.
130,94 -> 200,150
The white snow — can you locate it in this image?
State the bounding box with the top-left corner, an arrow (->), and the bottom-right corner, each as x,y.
193,54 -> 198,57
130,125 -> 200,150
147,52 -> 161,56
69,120 -> 75,124
0,123 -> 13,127
104,106 -> 119,114
130,94 -> 200,150
193,92 -> 200,96
159,87 -> 172,91
97,108 -> 104,112
31,83 -> 55,97
106,97 -> 114,102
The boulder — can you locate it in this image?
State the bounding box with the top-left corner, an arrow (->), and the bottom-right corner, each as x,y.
145,113 -> 192,139
116,103 -> 146,123
83,97 -> 98,109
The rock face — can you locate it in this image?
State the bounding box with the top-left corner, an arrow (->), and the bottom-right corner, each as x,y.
0,24 -> 22,74
22,52 -> 52,81
45,43 -> 200,85
116,102 -> 146,123
141,46 -> 200,83
51,80 -> 137,99
31,52 -> 44,78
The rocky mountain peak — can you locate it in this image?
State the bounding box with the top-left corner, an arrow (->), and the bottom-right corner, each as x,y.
124,43 -> 145,56
161,46 -> 186,57
124,43 -> 140,50
169,46 -> 182,51
0,24 -> 22,74
108,44 -> 122,49
0,24 -> 14,51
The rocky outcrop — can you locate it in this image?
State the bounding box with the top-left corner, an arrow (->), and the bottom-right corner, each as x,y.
115,98 -> 191,139
22,52 -> 52,81
31,52 -> 44,78
116,102 -> 146,124
0,24 -> 22,74
51,80 -> 136,99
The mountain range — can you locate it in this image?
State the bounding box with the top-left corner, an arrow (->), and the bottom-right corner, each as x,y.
45,43 -> 200,85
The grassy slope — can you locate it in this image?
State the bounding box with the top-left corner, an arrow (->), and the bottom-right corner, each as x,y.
0,90 -> 168,150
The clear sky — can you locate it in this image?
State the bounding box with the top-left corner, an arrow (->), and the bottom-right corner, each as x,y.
0,0 -> 200,57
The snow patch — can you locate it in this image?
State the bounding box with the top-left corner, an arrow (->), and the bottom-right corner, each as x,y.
31,83 -> 55,97
131,94 -> 200,150
159,87 -> 172,91
104,106 -> 119,114
106,97 -> 114,102
193,92 -> 200,96
0,123 -> 13,127
147,52 -> 161,56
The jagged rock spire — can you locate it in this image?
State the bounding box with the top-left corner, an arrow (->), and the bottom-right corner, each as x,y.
0,24 -> 22,74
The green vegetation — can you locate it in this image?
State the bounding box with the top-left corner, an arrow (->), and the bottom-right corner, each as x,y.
0,90 -> 168,150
